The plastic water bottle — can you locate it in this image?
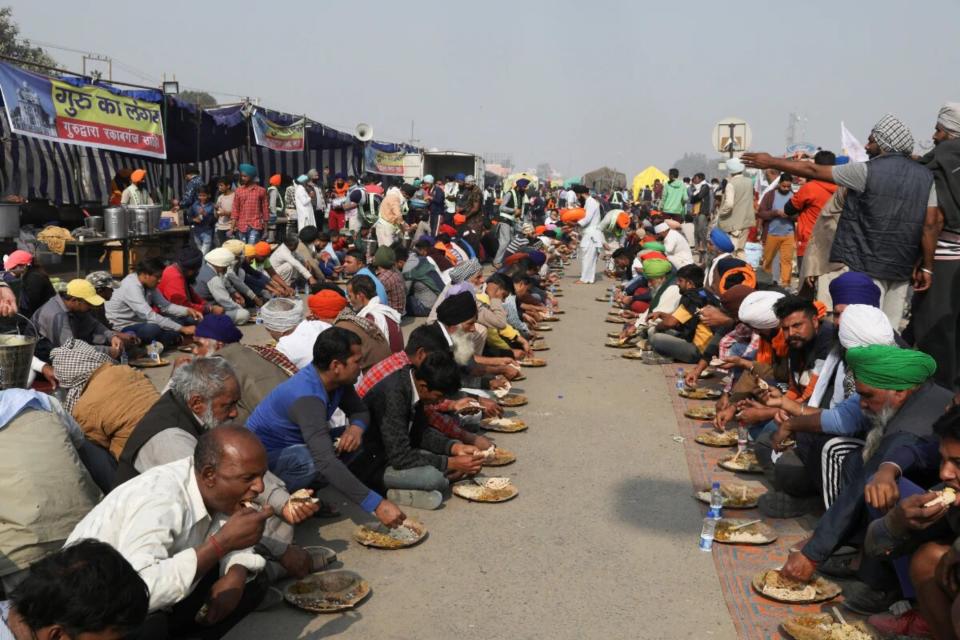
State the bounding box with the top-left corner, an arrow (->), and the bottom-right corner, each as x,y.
120,350 -> 128,366
737,426 -> 749,454
676,369 -> 685,391
708,481 -> 723,519
699,517 -> 717,551
609,287 -> 615,307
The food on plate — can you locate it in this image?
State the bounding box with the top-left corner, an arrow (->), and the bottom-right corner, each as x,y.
679,387 -> 722,399
695,430 -> 738,447
781,613 -> 877,640
713,519 -> 776,544
696,483 -> 763,508
684,406 -> 717,420
719,450 -> 763,473
761,570 -> 817,601
353,519 -> 425,549
480,417 -> 527,432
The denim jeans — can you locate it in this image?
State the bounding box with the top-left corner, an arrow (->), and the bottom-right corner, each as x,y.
382,465 -> 449,492
267,445 -> 316,492
122,322 -> 182,349
192,229 -> 213,255
242,228 -> 262,245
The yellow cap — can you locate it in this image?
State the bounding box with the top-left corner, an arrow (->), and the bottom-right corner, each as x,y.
66,279 -> 105,306
244,244 -> 257,259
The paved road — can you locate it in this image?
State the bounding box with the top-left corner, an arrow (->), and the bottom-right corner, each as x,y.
224,274 -> 737,640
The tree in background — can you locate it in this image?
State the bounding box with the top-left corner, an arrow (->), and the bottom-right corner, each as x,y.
179,90 -> 217,108
0,7 -> 56,73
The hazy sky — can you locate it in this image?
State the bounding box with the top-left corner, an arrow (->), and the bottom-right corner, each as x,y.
9,0 -> 960,177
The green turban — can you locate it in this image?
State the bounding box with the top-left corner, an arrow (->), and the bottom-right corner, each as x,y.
642,258 -> 672,278
642,241 -> 666,253
845,344 -> 937,390
372,246 -> 396,269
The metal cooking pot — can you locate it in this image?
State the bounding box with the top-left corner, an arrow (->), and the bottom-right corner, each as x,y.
104,207 -> 129,239
0,202 -> 21,239
131,208 -> 151,236
142,204 -> 162,233
85,216 -> 104,232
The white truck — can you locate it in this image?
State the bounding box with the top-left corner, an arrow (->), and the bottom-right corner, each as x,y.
403,150 -> 484,187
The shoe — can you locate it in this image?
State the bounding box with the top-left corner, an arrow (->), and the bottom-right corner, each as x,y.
867,610 -> 932,638
818,553 -> 859,579
757,491 -> 821,519
386,489 -> 443,510
840,580 -> 901,615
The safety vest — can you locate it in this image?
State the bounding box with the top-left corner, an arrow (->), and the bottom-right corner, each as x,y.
611,191 -> 622,205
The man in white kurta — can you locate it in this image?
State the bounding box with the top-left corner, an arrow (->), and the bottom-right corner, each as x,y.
575,187 -> 603,283
656,223 -> 695,270
293,177 -> 315,231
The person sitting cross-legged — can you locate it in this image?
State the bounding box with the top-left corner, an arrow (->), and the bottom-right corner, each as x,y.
353,349 -> 483,509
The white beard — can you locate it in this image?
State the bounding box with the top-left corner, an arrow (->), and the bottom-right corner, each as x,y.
861,404 -> 897,461
199,406 -> 228,431
450,330 -> 476,366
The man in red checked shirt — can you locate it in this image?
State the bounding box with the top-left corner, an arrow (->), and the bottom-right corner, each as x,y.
231,163 -> 270,244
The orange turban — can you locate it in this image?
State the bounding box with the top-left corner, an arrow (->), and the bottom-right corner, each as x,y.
534,225 -> 546,235
617,212 -> 630,229
131,169 -> 146,183
560,208 -> 585,224
308,289 -> 347,319
453,213 -> 467,225
254,241 -> 271,259
269,174 -> 281,187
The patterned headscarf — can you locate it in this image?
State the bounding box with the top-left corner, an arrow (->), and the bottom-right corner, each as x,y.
335,308 -> 385,343
870,114 -> 914,154
50,339 -> 112,412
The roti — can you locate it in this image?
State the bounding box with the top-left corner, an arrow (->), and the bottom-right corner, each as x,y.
353,519 -> 426,549
695,430 -> 738,447
520,357 -> 547,367
719,450 -> 763,473
752,570 -> 841,604
480,417 -> 527,433
713,519 -> 777,545
695,482 -> 764,509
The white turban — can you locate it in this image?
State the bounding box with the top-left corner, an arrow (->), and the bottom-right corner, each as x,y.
938,103 -> 960,137
726,158 -> 744,174
204,247 -> 235,268
653,222 -> 670,234
838,304 -> 895,350
259,297 -> 304,333
738,291 -> 784,330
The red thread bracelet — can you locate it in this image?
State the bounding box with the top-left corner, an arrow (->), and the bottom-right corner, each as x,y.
209,534 -> 225,558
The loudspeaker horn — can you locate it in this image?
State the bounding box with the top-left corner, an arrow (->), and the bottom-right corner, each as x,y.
355,123 -> 373,142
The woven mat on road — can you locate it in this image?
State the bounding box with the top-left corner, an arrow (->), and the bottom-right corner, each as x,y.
660,365 -> 848,640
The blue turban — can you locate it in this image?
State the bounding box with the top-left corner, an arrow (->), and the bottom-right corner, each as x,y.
526,250 -> 546,266
195,314 -> 242,343
710,228 -> 734,253
829,271 -> 881,308
238,163 -> 257,177
296,174 -> 309,184
455,173 -> 465,181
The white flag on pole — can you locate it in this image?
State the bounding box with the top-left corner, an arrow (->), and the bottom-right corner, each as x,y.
841,122 -> 869,162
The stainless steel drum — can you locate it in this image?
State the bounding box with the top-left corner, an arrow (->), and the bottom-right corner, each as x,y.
0,202 -> 20,238
104,206 -> 129,239
142,204 -> 162,233
130,208 -> 151,236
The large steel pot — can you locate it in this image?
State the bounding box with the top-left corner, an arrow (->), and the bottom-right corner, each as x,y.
131,208 -> 151,236
0,202 -> 20,238
84,216 -> 104,232
142,204 -> 162,233
104,206 -> 129,239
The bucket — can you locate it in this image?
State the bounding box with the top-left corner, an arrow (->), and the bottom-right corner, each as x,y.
0,315 -> 38,389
